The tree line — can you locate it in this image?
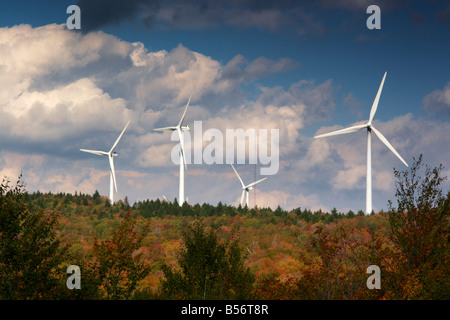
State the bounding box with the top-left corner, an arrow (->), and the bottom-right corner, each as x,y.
0,154 -> 448,299
25,189 -> 367,223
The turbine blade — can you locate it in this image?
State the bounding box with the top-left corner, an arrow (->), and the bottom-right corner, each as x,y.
154,126 -> 177,131
231,164 -> 245,188
369,72 -> 387,123
240,190 -> 245,206
246,177 -> 268,189
80,149 -> 108,156
109,155 -> 118,193
177,128 -> 187,170
178,94 -> 192,127
371,126 -> 408,167
110,121 -> 130,153
314,124 -> 368,139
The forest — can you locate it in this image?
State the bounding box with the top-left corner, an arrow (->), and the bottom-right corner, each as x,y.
0,155 -> 449,300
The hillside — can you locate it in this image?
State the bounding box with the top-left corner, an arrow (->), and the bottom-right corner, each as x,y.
2,183 -> 446,300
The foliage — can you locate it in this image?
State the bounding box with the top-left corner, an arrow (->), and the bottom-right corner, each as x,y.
388,154 -> 449,299
80,211 -> 152,299
295,223 -> 387,300
1,154 -> 448,300
0,176 -> 68,299
253,272 -> 298,299
160,220 -> 254,299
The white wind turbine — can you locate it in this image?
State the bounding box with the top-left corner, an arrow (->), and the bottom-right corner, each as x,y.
314,72 -> 408,214
231,164 -> 267,208
80,121 -> 130,204
154,95 -> 192,206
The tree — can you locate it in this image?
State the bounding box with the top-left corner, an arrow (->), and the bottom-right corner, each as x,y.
160,220 -> 255,299
91,211 -> 152,299
93,190 -> 101,205
0,176 -> 68,299
388,154 -> 449,299
296,223 -> 390,300
123,196 -> 130,209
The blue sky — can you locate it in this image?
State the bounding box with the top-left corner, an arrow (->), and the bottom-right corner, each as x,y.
1,0 -> 449,212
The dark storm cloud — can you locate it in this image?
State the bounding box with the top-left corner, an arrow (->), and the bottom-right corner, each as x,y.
76,0 -> 450,33
436,5 -> 450,24
77,0 -> 160,32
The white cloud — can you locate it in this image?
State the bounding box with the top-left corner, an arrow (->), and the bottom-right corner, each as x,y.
1,23 -> 448,214
305,113 -> 450,210
5,78 -> 130,141
423,82 -> 450,116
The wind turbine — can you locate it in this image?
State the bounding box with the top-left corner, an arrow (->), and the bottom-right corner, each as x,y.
314,72 -> 408,214
154,95 -> 192,206
231,164 -> 267,208
80,121 -> 130,204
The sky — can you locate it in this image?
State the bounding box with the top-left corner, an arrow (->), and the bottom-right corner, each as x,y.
0,0 -> 449,213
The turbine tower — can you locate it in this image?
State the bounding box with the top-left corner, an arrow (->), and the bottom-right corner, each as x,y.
154,95 -> 192,206
80,121 -> 130,204
314,72 -> 408,214
231,164 -> 267,208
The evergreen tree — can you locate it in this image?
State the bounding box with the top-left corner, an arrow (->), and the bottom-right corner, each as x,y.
93,190 -> 101,205
160,220 -> 254,299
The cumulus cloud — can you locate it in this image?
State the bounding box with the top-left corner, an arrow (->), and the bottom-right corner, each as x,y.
423,82 -> 450,116
0,23 -> 319,205
304,113 -> 450,210
0,24 -> 137,151
1,23 -> 448,213
4,78 -> 130,141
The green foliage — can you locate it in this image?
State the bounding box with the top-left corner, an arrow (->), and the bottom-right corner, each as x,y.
160,220 -> 255,299
0,176 -> 68,299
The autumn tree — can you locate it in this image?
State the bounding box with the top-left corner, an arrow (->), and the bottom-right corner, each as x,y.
160,220 -> 254,299
295,222 -> 390,300
388,154 -> 449,299
69,211 -> 152,300
0,176 -> 68,299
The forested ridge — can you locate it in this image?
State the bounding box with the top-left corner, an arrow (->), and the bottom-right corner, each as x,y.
1,155 -> 449,300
